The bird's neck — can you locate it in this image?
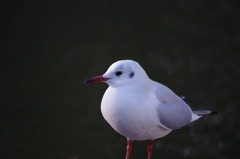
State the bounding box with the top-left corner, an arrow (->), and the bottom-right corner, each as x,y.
110,79 -> 153,93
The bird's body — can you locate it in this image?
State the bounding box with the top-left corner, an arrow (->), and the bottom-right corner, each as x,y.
101,82 -> 172,140
84,60 -> 216,159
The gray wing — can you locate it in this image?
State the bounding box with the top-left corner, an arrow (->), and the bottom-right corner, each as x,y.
153,81 -> 192,130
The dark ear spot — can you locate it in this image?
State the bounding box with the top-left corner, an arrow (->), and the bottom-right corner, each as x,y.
129,72 -> 134,78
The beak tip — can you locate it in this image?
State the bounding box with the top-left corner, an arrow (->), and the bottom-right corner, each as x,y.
84,79 -> 91,83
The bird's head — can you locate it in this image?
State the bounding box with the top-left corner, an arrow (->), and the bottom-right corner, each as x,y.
84,60 -> 149,88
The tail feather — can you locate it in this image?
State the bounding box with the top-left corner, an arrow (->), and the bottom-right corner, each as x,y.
192,110 -> 218,115
181,96 -> 218,122
191,114 -> 201,122
191,110 -> 218,122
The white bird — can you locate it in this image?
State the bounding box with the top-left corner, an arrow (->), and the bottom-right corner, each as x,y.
84,60 -> 216,159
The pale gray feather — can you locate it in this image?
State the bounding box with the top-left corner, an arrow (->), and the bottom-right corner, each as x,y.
192,110 -> 217,115
153,81 -> 192,130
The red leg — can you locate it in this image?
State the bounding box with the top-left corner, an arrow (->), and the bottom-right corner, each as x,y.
125,139 -> 132,159
147,140 -> 153,159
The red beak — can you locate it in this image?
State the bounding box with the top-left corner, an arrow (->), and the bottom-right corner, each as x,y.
84,75 -> 110,83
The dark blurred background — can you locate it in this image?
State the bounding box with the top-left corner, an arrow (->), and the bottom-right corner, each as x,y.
1,0 -> 239,159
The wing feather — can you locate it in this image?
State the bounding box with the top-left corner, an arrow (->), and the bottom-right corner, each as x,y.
153,81 -> 192,130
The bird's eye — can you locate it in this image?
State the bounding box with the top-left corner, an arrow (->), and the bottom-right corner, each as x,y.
115,71 -> 122,76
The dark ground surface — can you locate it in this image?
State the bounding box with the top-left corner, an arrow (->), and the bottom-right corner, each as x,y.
1,1 -> 240,159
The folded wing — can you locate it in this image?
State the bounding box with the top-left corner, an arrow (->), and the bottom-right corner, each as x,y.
153,81 -> 192,130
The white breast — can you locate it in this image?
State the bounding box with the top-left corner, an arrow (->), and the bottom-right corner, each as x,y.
101,86 -> 172,140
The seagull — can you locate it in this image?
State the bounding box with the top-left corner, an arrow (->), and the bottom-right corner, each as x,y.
84,60 -> 217,159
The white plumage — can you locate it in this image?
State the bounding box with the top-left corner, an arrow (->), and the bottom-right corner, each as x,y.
85,60 -> 215,159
